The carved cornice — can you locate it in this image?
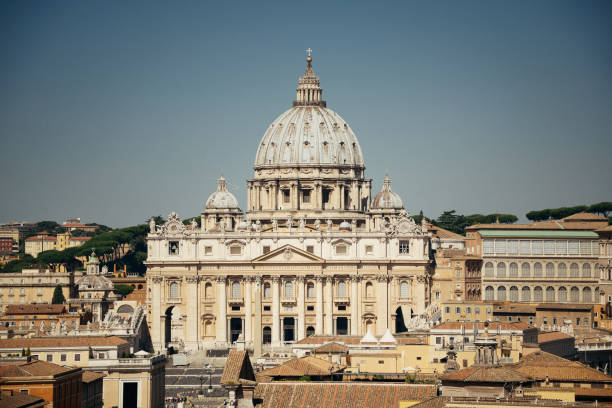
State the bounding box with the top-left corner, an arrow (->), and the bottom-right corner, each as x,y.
185,276 -> 199,284
215,276 -> 226,284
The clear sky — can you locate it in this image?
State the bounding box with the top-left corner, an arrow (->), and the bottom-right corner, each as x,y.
1,1 -> 611,227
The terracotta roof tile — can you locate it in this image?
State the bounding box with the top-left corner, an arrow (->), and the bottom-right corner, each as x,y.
314,342 -> 349,354
221,349 -> 256,385
0,393 -> 45,408
5,304 -> 66,315
440,366 -> 531,383
82,371 -> 105,383
538,331 -> 573,343
562,212 -> 608,221
0,336 -> 127,349
0,360 -> 77,377
295,335 -> 363,345
254,382 -> 437,408
426,223 -> 466,240
515,351 -> 612,382
258,356 -> 344,378
432,322 -> 534,331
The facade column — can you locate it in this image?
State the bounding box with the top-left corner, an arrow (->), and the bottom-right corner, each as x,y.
185,276 -> 199,351
216,277 -> 227,344
151,276 -> 163,352
253,277 -> 262,356
244,278 -> 252,346
314,182 -> 321,211
297,276 -> 305,341
324,277 -> 333,335
414,276 -> 427,315
315,276 -> 323,334
272,277 -> 280,346
376,276 -> 388,336
350,276 -> 359,336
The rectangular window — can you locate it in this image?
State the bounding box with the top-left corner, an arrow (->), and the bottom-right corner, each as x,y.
74,354 -> 80,361
302,190 -> 311,203
483,240 -> 494,254
568,240 -> 579,255
475,307 -> 480,315
283,189 -> 290,204
399,241 -> 409,254
335,245 -> 347,255
495,240 -> 506,254
230,246 -> 242,255
232,306 -> 240,311
519,240 -> 531,255
544,240 -> 555,255
463,359 -> 468,368
580,240 -> 591,255
455,270 -> 461,278
61,354 -> 66,362
445,307 -> 450,313
204,246 -> 212,255
576,318 -> 581,325
556,240 -> 567,255
20,389 -> 28,395
169,241 -> 179,255
263,246 -> 270,254
508,240 -> 518,254
307,305 -> 314,311
416,356 -> 422,360
338,305 -> 346,311
46,354 -> 53,362
466,307 -> 471,314
592,241 -> 599,255
98,353 -> 105,359
263,305 -> 271,311
306,245 -> 314,254
378,360 -> 384,364
365,245 -> 373,255
532,240 -> 542,255
433,358 -> 438,363
436,337 -> 442,344
456,307 -> 461,313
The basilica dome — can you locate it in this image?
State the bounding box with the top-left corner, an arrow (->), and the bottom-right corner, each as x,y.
254,57 -> 364,169
371,175 -> 403,210
205,176 -> 240,210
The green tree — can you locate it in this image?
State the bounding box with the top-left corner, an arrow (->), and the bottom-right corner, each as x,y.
114,284 -> 134,298
588,202 -> 612,217
51,285 -> 65,304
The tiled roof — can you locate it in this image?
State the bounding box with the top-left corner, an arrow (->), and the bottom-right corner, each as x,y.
258,356 -> 344,378
563,212 -> 608,221
254,382 -> 437,408
69,236 -> 91,241
296,336 -> 363,345
314,342 -> 349,353
432,321 -> 534,331
410,397 -> 448,408
5,304 -> 66,315
0,393 -> 45,408
0,336 -> 127,349
440,366 -> 531,383
25,235 -> 57,241
514,351 -> 612,382
572,387 -> 612,397
82,371 -> 105,383
538,331 -> 573,343
0,360 -> 77,377
220,349 -> 256,385
426,223 -> 465,240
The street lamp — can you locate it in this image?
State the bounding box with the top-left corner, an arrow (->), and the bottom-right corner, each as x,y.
199,376 -> 205,396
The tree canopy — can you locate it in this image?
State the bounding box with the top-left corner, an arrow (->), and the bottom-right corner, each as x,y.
114,284 -> 134,298
526,201 -> 612,221
430,210 -> 517,236
51,285 -> 65,304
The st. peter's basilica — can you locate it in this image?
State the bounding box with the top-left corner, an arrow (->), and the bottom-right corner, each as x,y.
145,55 -> 433,353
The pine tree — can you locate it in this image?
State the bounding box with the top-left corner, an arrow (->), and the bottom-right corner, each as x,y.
51,285 -> 66,304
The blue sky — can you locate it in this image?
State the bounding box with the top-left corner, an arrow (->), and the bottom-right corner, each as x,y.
1,1 -> 611,227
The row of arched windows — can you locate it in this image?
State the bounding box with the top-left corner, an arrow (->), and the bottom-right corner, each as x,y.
484,285 -> 596,303
484,261 -> 593,278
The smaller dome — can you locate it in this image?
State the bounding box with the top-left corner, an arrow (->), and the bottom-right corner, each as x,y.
205,176 -> 240,210
371,175 -> 403,210
339,221 -> 351,231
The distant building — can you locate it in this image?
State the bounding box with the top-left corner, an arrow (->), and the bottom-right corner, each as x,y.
0,269 -> 72,307
61,218 -> 99,233
0,237 -> 16,254
24,234 -> 56,258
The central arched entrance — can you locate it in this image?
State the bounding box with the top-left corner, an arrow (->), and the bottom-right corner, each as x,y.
230,317 -> 243,343
395,306 -> 408,333
283,317 -> 295,342
165,306 -> 183,351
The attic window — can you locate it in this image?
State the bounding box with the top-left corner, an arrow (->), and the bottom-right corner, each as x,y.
335,245 -> 347,255
399,241 -> 409,254
230,246 -> 242,255
169,241 -> 179,255
263,246 -> 270,254
283,189 -> 290,204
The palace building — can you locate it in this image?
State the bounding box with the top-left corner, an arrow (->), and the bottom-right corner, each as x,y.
145,55 -> 433,353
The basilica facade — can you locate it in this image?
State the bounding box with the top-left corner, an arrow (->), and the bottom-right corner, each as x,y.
145,56 -> 433,353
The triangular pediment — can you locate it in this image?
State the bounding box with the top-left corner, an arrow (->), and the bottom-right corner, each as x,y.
252,244 -> 324,264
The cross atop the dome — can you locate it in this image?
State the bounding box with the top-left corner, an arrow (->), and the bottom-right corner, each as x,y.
306,48 -> 312,57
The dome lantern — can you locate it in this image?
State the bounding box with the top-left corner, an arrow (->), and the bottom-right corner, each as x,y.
293,51 -> 326,107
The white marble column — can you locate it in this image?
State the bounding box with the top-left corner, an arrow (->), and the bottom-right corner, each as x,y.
185,276 -> 199,350
216,277 -> 227,344
324,277 -> 333,335
376,276 -> 388,336
350,276 -> 359,336
244,278 -> 252,345
253,277 -> 262,356
151,276 -> 163,352
315,276 -> 323,334
272,277 -> 280,346
297,276 -> 305,340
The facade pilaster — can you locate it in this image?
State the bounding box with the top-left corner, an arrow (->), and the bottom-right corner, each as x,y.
350,276 -> 359,335
253,276 -> 262,356
376,275 -> 388,335
216,277 -> 227,344
324,277 -> 333,334
272,277 -> 280,346
151,276 -> 163,352
185,276 -> 199,350
297,276 -> 305,341
244,277 -> 252,345
315,276 -> 323,334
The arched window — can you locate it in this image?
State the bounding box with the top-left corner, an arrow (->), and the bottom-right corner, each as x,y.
583,287 -> 592,303
484,262 -> 494,277
366,282 -> 373,298
485,286 -> 494,301
169,282 -> 179,299
263,326 -> 272,344
582,263 -> 591,278
285,281 -> 294,298
557,263 -> 567,277
307,283 -> 315,298
570,263 -> 579,277
497,262 -> 506,278
509,286 -> 519,301
497,286 -> 506,301
534,286 -> 543,302
338,280 -> 347,297
558,286 -> 567,302
509,263 -> 518,277
546,286 -> 555,302
521,286 -> 531,302
570,287 -> 580,302
534,263 -> 542,277
546,263 -> 555,277
521,263 -> 530,277
400,281 -> 409,298
232,282 -> 241,298
264,283 -> 271,298
306,326 -> 315,337
205,282 -> 213,298
117,304 -> 134,314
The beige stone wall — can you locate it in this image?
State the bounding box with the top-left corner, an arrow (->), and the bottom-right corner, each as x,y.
0,270 -> 71,307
